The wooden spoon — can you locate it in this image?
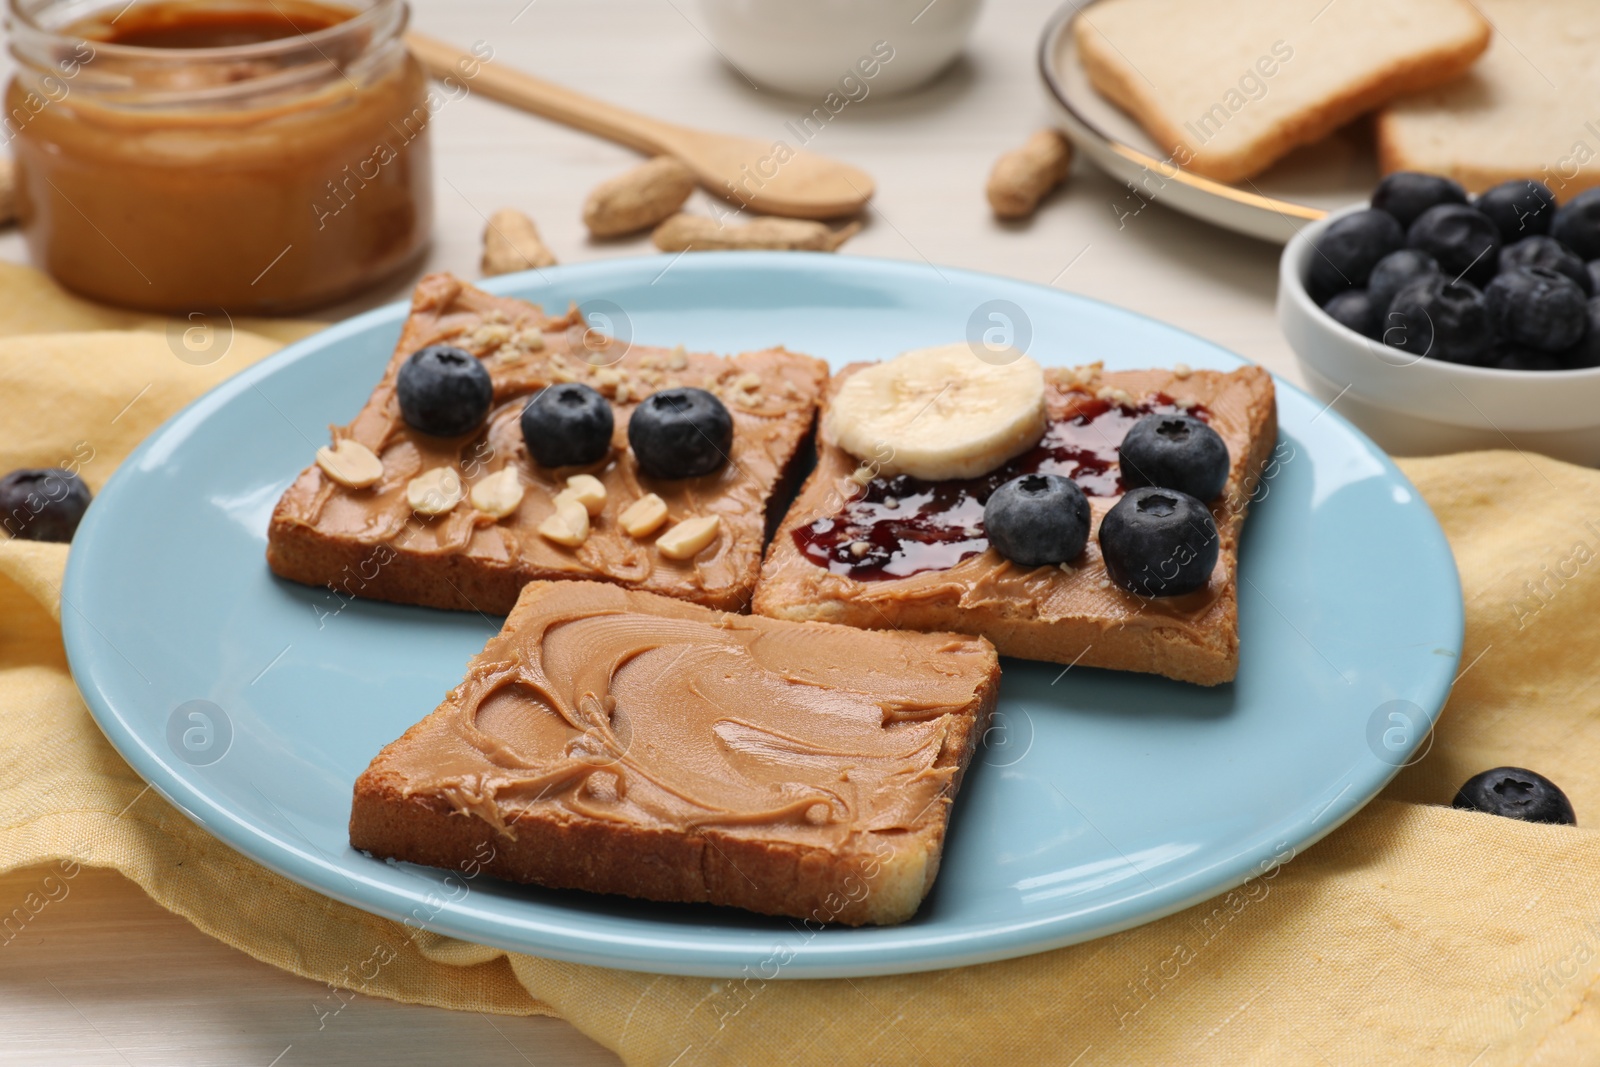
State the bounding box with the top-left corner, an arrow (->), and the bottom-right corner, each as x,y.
405,32 -> 874,220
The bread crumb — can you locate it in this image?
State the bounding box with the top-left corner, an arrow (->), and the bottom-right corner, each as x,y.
1173,362 -> 1192,379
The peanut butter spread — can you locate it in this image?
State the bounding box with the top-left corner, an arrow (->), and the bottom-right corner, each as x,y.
270,274 -> 828,610
370,582 -> 996,847
761,365 -> 1278,639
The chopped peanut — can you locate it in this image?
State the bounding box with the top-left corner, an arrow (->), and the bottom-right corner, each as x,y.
657,514 -> 720,559
316,439 -> 383,489
538,495 -> 590,547
407,467 -> 464,516
562,474 -> 607,515
470,467 -> 525,519
618,493 -> 669,537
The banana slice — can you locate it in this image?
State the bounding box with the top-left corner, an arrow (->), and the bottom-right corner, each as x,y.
822,343 -> 1046,481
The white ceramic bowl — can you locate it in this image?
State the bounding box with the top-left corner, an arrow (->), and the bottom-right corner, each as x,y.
696,0 -> 983,98
1278,205 -> 1600,465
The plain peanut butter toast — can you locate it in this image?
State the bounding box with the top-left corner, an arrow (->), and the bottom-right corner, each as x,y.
349,580 -> 999,926
753,348 -> 1278,686
267,273 -> 827,614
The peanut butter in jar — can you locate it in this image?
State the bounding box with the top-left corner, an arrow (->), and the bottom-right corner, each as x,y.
5,0 -> 443,314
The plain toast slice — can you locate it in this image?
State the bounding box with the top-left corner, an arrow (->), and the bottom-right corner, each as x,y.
1378,0 -> 1600,198
1075,0 -> 1490,183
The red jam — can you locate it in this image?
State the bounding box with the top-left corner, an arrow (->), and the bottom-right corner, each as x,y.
794,393 -> 1209,581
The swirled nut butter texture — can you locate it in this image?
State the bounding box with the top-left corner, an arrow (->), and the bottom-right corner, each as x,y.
350,581 -> 1000,925
7,0 -> 441,313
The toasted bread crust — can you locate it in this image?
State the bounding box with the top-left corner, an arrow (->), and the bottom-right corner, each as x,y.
349,582 -> 1001,926
1075,5 -> 1490,184
752,366 -> 1278,686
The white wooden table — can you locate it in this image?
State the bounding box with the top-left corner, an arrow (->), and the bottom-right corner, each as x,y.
0,0 -> 1300,1061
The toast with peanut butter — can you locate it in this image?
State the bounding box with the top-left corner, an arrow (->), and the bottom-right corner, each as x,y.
349,580 -> 1000,926
266,273 -> 827,614
753,356 -> 1278,686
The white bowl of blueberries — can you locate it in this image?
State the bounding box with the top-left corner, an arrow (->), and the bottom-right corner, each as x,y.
1278,173 -> 1600,464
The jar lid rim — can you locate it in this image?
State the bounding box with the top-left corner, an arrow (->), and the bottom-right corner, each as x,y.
7,0 -> 403,63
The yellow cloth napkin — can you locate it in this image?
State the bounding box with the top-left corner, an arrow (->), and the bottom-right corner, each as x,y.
4,262 -> 1600,1065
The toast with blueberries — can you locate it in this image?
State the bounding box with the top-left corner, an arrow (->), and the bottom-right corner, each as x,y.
1075,0 -> 1490,184
751,347 -> 1279,686
266,273 -> 827,614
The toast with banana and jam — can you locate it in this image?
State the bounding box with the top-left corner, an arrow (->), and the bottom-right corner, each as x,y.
753,346 -> 1278,686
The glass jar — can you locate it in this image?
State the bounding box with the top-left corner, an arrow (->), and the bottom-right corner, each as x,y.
5,0 -> 433,314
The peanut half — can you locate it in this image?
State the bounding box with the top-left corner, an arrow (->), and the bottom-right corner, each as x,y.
652,214 -> 860,253
562,473 -> 608,515
657,514 -> 720,559
986,129 -> 1073,219
316,439 -> 384,489
618,493 -> 669,538
481,208 -> 557,276
407,467 -> 464,516
583,156 -> 696,238
538,494 -> 591,548
470,467 -> 525,520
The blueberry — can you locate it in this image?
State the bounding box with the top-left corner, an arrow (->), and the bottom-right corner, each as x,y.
1098,487 -> 1218,598
520,383 -> 614,467
1550,187 -> 1600,260
1588,260 -> 1600,296
1485,267 -> 1587,352
1563,297 -> 1600,369
1406,204 -> 1501,285
1367,249 -> 1439,314
627,387 -> 733,479
1491,344 -> 1567,372
1118,413 -> 1230,501
1452,767 -> 1575,825
1382,276 -> 1493,365
1499,236 -> 1591,295
982,473 -> 1090,567
1475,179 -> 1557,242
1371,171 -> 1468,229
1322,289 -> 1380,339
1308,209 -> 1405,303
0,468 -> 91,543
396,345 -> 493,437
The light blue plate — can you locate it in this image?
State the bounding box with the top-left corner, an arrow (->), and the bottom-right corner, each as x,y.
62,254 -> 1462,979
